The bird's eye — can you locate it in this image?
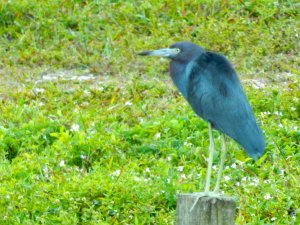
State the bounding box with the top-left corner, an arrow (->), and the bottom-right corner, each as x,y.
175,48 -> 180,53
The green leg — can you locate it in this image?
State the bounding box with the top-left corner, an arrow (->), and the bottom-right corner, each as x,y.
204,122 -> 214,192
214,134 -> 227,192
190,124 -> 221,212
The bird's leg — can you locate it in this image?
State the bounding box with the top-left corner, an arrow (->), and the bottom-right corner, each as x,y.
190,123 -> 217,212
204,122 -> 215,192
214,134 -> 227,192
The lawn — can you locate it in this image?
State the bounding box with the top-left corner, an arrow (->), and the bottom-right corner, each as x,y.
0,0 -> 299,224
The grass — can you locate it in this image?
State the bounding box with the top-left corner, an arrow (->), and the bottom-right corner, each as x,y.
0,0 -> 300,224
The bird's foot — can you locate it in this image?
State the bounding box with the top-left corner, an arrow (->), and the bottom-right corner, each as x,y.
189,191 -> 223,212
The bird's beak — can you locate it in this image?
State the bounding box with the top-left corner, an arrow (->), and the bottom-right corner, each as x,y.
138,48 -> 179,58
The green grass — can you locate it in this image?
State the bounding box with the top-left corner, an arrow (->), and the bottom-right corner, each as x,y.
0,0 -> 300,224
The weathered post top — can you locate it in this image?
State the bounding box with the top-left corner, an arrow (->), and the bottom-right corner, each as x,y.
176,193 -> 237,225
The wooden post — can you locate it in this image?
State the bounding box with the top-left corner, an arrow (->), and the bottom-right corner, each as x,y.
176,193 -> 237,225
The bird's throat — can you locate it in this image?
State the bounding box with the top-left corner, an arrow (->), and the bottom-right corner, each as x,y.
169,61 -> 189,99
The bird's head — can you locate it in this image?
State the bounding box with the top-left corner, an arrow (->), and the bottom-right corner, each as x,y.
138,42 -> 204,63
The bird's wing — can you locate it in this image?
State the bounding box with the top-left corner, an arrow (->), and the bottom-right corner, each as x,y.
186,53 -> 265,159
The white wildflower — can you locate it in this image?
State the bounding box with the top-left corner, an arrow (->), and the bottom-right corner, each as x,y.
184,142 -> 192,147
249,177 -> 259,186
253,177 -> 259,183
264,193 -> 272,200
70,124 -> 80,132
83,90 -> 91,95
177,166 -> 184,172
181,174 -> 186,179
34,88 -> 45,93
112,169 -> 121,177
80,154 -> 87,159
241,176 -> 250,182
231,163 -> 237,169
59,160 -> 65,167
43,166 -> 48,173
274,111 -> 283,116
224,175 -> 231,181
97,86 -> 104,91
145,167 -> 150,173
125,101 -> 132,106
261,111 -> 271,116
134,176 -> 140,182
154,133 -> 161,139
249,182 -> 258,187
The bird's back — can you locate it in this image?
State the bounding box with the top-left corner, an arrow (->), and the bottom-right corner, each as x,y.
185,52 -> 265,159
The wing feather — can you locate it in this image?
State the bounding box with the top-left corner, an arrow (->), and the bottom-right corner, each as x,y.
186,52 -> 265,159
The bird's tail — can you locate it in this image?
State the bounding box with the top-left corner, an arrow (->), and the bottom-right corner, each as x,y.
233,121 -> 265,160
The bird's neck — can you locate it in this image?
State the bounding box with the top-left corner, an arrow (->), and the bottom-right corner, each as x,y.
169,61 -> 188,99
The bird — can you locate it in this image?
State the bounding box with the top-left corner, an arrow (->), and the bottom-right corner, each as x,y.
138,42 -> 265,199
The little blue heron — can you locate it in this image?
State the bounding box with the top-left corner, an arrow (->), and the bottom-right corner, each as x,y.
138,42 -> 265,197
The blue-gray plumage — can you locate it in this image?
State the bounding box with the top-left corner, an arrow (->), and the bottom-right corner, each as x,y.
138,41 -> 265,194
186,50 -> 265,160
